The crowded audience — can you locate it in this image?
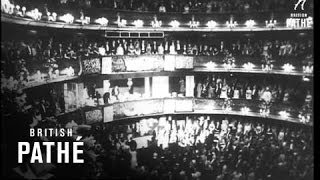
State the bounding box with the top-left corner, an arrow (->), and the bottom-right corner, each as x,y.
194,74 -> 312,108
1,1 -> 314,179
89,115 -> 313,179
14,115 -> 312,179
1,36 -> 313,86
1,37 -> 79,91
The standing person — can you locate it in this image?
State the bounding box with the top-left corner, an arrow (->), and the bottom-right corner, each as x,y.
252,85 -> 258,100
129,142 -> 138,169
220,83 -> 228,99
88,84 -> 97,98
233,87 -> 240,99
169,41 -> 177,54
152,41 -> 158,54
134,40 -> 141,55
208,83 -> 215,98
128,41 -> 135,55
116,43 -> 124,55
245,86 -> 252,100
103,92 -> 110,104
145,43 -> 152,55
158,42 -> 164,55
261,87 -> 272,104
113,86 -> 120,100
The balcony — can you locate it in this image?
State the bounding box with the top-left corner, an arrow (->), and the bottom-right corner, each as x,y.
62,97 -> 312,125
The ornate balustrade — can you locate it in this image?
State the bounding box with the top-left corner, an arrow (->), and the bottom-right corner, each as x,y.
74,98 -> 312,125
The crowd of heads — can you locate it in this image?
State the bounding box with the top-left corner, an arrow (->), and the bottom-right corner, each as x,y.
1,37 -> 78,92
38,115 -> 312,179
194,74 -> 312,108
1,37 -> 313,82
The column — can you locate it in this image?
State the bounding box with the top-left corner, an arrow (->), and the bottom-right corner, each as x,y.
144,77 -> 151,98
152,76 -> 169,98
103,80 -> 110,93
185,75 -> 195,97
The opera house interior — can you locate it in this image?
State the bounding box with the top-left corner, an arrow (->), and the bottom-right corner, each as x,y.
1,0 -> 313,179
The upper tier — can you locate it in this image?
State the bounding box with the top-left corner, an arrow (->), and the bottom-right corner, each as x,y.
3,0 -> 314,14
1,0 -> 313,31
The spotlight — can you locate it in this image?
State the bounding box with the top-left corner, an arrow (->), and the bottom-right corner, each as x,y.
151,15 -> 162,28
298,113 -> 310,123
243,62 -> 255,70
260,108 -> 270,117
189,21 -> 199,28
303,65 -> 313,73
226,19 -> 237,28
59,13 -> 74,24
133,19 -> 144,27
266,19 -> 277,28
95,17 -> 109,26
241,107 -> 250,115
282,63 -> 294,72
279,111 -> 289,119
169,20 -> 180,28
189,15 -> 199,28
245,20 -> 255,28
223,63 -> 234,69
205,61 -> 217,69
207,20 -> 217,28
26,8 -> 42,20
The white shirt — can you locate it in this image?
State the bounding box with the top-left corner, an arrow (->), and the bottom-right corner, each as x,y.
261,91 -> 272,103
246,89 -> 252,99
116,46 -> 124,55
233,89 -> 240,99
159,6 -> 166,12
220,86 -> 228,99
158,45 -> 164,54
169,44 -> 177,54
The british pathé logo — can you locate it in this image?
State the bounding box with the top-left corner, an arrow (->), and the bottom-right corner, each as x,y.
286,0 -> 312,29
294,0 -> 307,11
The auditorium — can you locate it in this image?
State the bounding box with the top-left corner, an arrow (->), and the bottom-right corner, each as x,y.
1,0 -> 313,179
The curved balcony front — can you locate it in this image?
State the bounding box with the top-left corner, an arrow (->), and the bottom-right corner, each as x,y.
75,98 -> 312,126
2,9 -> 313,31
14,53 -> 312,91
84,54 -> 313,77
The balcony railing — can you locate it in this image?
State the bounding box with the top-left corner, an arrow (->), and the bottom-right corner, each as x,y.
6,54 -> 311,91
2,10 -> 313,31
63,98 -> 312,125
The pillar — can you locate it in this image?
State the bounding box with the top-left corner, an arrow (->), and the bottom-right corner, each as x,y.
185,75 -> 195,97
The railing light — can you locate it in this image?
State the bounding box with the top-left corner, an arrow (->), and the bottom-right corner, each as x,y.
95,17 -> 109,26
170,20 -> 180,28
133,19 -> 144,27
243,62 -> 255,70
279,111 -> 289,119
59,13 -> 74,24
282,63 -> 294,72
207,20 -> 217,28
245,19 -> 255,28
